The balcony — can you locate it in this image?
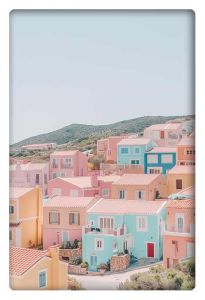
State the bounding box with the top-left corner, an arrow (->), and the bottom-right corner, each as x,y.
51,163 -> 58,169
83,224 -> 126,236
164,224 -> 195,237
60,164 -> 72,169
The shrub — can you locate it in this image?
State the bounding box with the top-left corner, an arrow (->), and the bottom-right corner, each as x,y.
68,277 -> 84,290
98,263 -> 108,270
150,264 -> 165,273
69,257 -> 82,265
80,261 -> 89,269
166,268 -> 177,279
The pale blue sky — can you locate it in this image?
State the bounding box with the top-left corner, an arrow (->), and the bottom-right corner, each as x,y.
10,10 -> 194,144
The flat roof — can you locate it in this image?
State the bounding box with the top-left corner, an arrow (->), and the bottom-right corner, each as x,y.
148,147 -> 177,153
43,196 -> 95,208
118,138 -> 151,146
168,165 -> 195,174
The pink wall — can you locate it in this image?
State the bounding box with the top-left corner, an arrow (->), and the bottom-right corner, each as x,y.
97,136 -> 126,162
166,207 -> 195,233
177,145 -> 195,165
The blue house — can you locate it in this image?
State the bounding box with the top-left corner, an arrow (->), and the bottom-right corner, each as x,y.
82,198 -> 167,271
117,138 -> 153,167
144,147 -> 177,175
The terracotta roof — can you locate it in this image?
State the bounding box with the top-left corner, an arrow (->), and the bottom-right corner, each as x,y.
112,173 -> 161,185
50,150 -> 78,156
88,198 -> 167,215
145,123 -> 182,131
10,187 -> 34,199
177,137 -> 195,146
43,196 -> 95,208
167,199 -> 195,209
10,247 -> 48,276
98,175 -> 121,183
168,165 -> 195,174
148,147 -> 177,153
59,176 -> 92,188
118,138 -> 151,146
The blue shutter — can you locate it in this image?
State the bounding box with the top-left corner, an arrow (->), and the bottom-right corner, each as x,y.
39,271 -> 46,288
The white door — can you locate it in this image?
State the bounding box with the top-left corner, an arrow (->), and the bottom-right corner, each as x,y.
62,231 -> 69,244
187,242 -> 195,257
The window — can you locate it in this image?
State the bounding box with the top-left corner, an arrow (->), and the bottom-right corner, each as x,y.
135,148 -> 140,154
95,238 -> 104,250
52,159 -> 58,168
119,190 -> 126,199
39,270 -> 47,288
61,173 -> 65,177
102,188 -> 109,197
70,189 -> 79,197
9,230 -> 12,241
136,216 -> 148,232
26,173 -> 31,183
9,205 -> 14,214
52,173 -> 57,179
35,174 -> 40,184
44,174 -> 47,184
120,147 -> 129,154
49,212 -> 60,224
161,154 -> 173,164
147,154 -> 158,164
69,213 -> 80,225
52,188 -> 61,196
131,159 -> 140,165
148,168 -> 161,174
176,179 -> 182,189
176,214 -> 184,232
99,217 -> 114,229
136,190 -> 144,200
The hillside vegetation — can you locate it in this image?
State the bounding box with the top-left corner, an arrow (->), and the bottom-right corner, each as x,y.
11,115 -> 194,148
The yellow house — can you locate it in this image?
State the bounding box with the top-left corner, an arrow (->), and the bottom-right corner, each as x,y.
167,165 -> 195,195
10,246 -> 68,290
9,186 -> 42,248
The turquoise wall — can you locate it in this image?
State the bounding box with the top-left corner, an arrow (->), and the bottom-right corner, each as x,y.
117,141 -> 153,165
144,152 -> 176,174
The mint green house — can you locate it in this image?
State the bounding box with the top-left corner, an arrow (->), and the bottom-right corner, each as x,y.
117,138 -> 153,167
82,199 -> 167,271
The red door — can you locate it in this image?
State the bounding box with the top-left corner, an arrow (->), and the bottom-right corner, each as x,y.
147,243 -> 154,257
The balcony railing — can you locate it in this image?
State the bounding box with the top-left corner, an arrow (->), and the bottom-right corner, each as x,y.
84,224 -> 126,236
164,224 -> 195,236
60,164 -> 72,169
51,163 -> 58,168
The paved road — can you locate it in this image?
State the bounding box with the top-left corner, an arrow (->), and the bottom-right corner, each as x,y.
70,266 -> 153,290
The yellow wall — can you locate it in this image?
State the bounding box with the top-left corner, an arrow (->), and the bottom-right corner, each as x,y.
10,249 -> 67,290
167,173 -> 195,195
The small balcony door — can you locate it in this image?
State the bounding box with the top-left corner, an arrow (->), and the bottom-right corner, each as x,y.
175,213 -> 184,232
147,242 -> 155,258
62,231 -> 69,245
90,255 -> 97,271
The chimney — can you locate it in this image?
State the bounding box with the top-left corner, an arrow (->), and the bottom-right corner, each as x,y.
91,171 -> 99,188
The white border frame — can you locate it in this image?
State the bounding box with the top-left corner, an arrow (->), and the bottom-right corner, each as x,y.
1,1 -> 205,299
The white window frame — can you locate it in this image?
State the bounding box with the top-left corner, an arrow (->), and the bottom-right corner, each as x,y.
130,159 -> 140,165
175,213 -> 184,232
120,147 -> 129,155
136,216 -> 148,232
98,216 -> 114,230
161,154 -> 173,164
94,238 -> 104,251
136,190 -> 145,200
38,269 -> 48,289
49,211 -> 60,225
134,147 -> 140,154
102,188 -> 109,197
147,167 -> 162,174
147,154 -> 158,164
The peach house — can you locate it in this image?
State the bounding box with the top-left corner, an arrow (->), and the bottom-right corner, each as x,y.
167,165 -> 195,195
48,174 -> 100,198
9,186 -> 42,248
50,150 -> 88,180
163,199 -> 195,268
177,135 -> 195,166
43,196 -> 98,249
98,175 -> 121,198
111,173 -> 167,200
10,161 -> 49,196
144,123 -> 184,147
97,136 -> 127,162
10,246 -> 68,290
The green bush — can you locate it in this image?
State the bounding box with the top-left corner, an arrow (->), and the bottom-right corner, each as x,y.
69,257 -> 82,265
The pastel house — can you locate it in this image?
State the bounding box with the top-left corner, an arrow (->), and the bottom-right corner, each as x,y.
10,161 -> 49,196
117,138 -> 153,170
163,199 -> 195,268
98,175 -> 121,198
10,245 -> 68,290
144,147 -> 177,175
50,150 -> 88,180
144,123 -> 184,147
48,174 -> 100,198
167,166 -> 195,195
97,136 -> 127,162
43,196 -> 97,249
82,198 -> 167,271
9,186 -> 43,248
111,173 -> 167,200
177,135 -> 195,166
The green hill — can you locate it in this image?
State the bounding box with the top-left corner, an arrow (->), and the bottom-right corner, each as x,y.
11,115 -> 194,148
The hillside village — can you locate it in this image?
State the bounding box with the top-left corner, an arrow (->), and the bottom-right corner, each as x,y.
9,118 -> 195,290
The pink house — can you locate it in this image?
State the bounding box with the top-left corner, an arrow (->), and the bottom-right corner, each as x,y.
97,136 -> 126,162
98,175 -> 121,198
163,198 -> 195,268
144,123 -> 184,147
10,161 -> 49,196
43,196 -> 98,249
177,135 -> 195,166
49,150 -> 88,180
48,174 -> 100,198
